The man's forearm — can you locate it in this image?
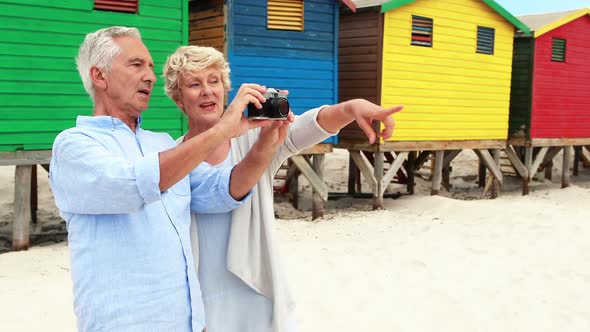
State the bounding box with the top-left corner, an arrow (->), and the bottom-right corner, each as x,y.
159,125 -> 229,192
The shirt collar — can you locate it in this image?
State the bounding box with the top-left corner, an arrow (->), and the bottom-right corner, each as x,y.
76,116 -> 143,130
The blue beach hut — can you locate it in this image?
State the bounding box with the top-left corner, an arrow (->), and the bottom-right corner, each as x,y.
189,0 -> 357,144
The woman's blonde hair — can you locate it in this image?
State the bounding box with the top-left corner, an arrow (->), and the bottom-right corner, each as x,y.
163,46 -> 231,100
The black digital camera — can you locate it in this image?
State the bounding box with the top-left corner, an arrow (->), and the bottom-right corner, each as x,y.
247,88 -> 289,120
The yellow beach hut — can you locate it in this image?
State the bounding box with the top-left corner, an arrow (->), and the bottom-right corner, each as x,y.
338,0 -> 529,207
381,0 -> 530,142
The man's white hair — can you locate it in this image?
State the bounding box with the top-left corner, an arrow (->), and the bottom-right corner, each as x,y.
76,26 -> 142,101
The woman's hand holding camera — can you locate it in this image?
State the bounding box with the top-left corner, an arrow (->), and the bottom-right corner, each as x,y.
220,83 -> 271,137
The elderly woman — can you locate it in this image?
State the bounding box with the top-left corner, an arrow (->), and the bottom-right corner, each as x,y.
163,46 -> 402,332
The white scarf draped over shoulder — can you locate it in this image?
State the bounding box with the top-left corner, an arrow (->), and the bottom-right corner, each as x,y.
183,106 -> 336,331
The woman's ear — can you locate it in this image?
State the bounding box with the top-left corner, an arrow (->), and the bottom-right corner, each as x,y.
90,66 -> 107,90
173,90 -> 183,108
174,97 -> 183,110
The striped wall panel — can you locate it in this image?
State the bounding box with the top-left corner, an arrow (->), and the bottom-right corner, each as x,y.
228,0 -> 339,143
0,0 -> 186,151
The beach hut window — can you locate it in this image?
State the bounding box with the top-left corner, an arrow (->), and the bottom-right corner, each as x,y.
552,38 -> 566,62
476,26 -> 495,54
411,15 -> 433,47
268,0 -> 304,31
94,0 -> 138,13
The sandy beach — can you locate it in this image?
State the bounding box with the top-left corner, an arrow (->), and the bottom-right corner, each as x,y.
1,149 -> 590,331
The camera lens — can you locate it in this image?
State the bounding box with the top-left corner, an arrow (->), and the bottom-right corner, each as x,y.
277,98 -> 289,117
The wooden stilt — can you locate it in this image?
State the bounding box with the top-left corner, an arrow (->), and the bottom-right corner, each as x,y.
480,174 -> 495,199
573,146 -> 581,176
441,149 -> 460,190
443,150 -> 462,166
355,168 -> 361,192
543,147 -> 563,164
290,155 -> 328,203
349,151 -> 377,192
478,158 -> 486,188
580,147 -> 590,168
504,145 -> 528,180
523,147 -> 533,195
474,149 -> 503,184
312,154 -> 325,220
562,146 -> 571,188
544,161 -> 553,181
347,155 -> 356,195
442,159 -> 450,190
528,147 -> 549,180
511,145 -> 521,159
31,165 -> 38,225
431,150 -> 444,195
384,152 -> 394,164
582,152 -> 590,168
474,149 -> 503,198
414,151 -> 431,171
287,162 -> 299,209
387,152 -> 409,185
362,150 -> 375,164
491,149 -> 501,199
373,152 -> 384,209
380,152 -> 408,197
12,165 -> 33,251
407,151 -> 416,195
542,147 -> 562,181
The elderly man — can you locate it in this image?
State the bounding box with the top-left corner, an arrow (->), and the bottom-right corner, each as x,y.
50,26 -> 288,332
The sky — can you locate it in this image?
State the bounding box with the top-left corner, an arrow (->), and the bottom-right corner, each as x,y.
495,0 -> 590,15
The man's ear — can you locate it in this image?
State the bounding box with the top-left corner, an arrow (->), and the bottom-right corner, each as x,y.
90,66 -> 107,90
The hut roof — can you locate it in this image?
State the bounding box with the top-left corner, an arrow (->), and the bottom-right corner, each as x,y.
348,0 -> 389,9
517,8 -> 590,37
379,0 -> 531,35
340,0 -> 358,11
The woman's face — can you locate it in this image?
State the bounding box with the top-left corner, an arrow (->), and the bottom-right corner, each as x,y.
176,66 -> 225,125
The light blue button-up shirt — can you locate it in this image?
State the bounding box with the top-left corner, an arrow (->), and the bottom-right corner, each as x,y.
50,116 -> 245,332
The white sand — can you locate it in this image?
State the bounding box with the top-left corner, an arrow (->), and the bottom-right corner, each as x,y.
1,149 -> 590,331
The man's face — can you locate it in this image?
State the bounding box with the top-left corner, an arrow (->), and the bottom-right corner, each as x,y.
102,36 -> 156,117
